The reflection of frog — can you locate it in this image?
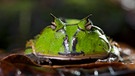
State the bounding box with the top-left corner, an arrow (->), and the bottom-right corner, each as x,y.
25,14 -> 122,65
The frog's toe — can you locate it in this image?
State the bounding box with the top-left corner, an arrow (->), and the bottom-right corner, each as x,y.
96,53 -> 120,63
26,53 -> 52,65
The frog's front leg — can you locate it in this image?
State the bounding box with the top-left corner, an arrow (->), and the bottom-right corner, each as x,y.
97,42 -> 123,62
26,40 -> 52,65
97,53 -> 119,62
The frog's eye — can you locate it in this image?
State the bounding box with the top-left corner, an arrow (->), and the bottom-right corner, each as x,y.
50,22 -> 56,30
78,14 -> 93,31
50,13 -> 65,31
85,19 -> 93,30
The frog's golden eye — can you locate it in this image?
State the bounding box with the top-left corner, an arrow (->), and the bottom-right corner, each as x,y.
85,19 -> 93,30
85,24 -> 92,30
50,14 -> 65,31
50,22 -> 56,30
77,14 -> 93,31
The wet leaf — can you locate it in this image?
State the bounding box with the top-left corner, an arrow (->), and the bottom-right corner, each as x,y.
1,54 -> 39,67
14,64 -> 59,76
0,54 -> 60,76
0,61 -> 18,76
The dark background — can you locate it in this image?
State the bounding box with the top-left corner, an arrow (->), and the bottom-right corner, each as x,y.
0,0 -> 135,51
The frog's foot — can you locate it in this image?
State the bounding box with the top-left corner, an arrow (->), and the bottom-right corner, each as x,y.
37,57 -> 52,65
26,53 -> 52,65
96,53 -> 120,63
58,51 -> 84,56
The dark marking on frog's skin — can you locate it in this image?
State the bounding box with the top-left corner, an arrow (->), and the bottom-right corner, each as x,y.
72,37 -> 77,52
58,35 -> 84,56
63,35 -> 69,52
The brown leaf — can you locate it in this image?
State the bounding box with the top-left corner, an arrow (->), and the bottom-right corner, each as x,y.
0,61 -> 18,76
1,54 -> 40,66
1,54 -> 60,76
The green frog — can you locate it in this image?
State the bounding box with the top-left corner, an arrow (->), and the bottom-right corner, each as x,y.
25,14 -> 122,65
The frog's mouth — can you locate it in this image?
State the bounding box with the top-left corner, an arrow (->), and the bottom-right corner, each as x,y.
58,51 -> 84,56
27,53 -> 109,65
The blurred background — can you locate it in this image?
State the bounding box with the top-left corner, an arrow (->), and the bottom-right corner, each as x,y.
0,0 -> 135,51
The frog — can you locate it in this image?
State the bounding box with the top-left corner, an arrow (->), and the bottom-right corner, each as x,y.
25,14 -> 122,65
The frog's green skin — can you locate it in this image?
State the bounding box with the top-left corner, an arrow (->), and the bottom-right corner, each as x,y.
25,14 -> 121,64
